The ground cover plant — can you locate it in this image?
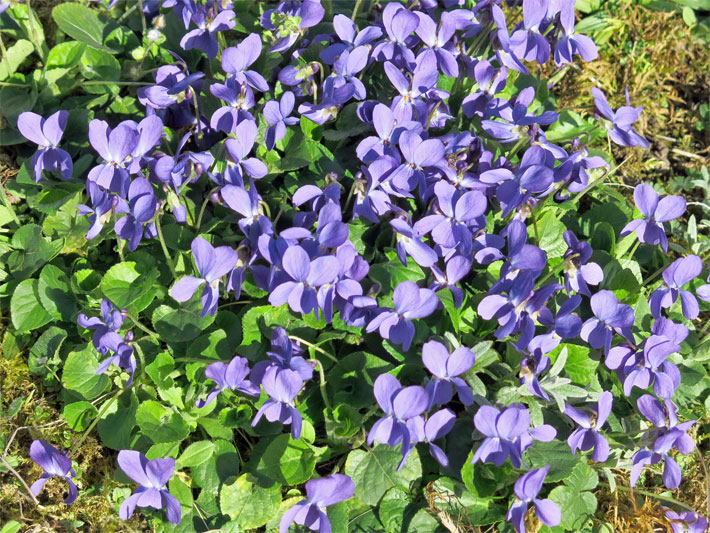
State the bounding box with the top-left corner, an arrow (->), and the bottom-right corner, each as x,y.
0,0 -> 709,532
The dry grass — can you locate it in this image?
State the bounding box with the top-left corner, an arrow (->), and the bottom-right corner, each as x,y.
548,0 -> 710,185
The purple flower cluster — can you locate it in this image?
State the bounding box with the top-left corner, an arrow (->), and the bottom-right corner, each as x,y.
15,0 -> 706,530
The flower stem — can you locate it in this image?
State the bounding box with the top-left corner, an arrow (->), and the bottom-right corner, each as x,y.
0,180 -> 19,225
70,388 -> 125,457
124,312 -> 159,340
289,335 -> 339,364
155,212 -> 178,279
311,359 -> 332,411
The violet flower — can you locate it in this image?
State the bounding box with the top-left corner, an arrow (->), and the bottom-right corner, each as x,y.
564,391 -> 613,462
472,404 -> 555,468
209,77 -> 256,134
621,184 -> 685,252
649,255 -> 702,320
580,290 -> 635,355
415,11 -> 459,77
195,355 -> 260,408
264,91 -> 299,150
553,1 -> 598,66
171,237 -> 238,317
631,395 -> 695,489
221,33 -> 268,92
96,337 -> 137,387
506,466 -> 561,533
279,474 -> 355,533
114,177 -> 157,252
663,508 -> 708,533
384,57 -> 438,124
406,409 -> 456,467
252,367 -> 304,440
29,440 -> 77,504
422,340 -> 475,407
562,231 -> 603,296
356,103 -> 421,163
320,14 -> 382,64
268,245 -> 339,317
366,281 -> 439,351
430,255 -> 471,308
251,327 -> 314,386
224,119 -> 268,185
77,299 -> 126,356
372,2 -> 420,65
368,374 -> 429,466
180,8 -> 236,59
482,87 -> 558,143
592,87 -> 649,148
325,46 -> 369,100
17,110 -> 73,182
390,217 -> 438,268
78,181 -> 116,240
389,130 -> 447,193
509,0 -> 551,64
117,450 -> 180,524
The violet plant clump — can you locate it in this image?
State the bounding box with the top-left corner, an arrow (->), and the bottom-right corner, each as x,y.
2,0 -> 708,531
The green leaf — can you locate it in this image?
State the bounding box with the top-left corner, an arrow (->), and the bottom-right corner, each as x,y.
219,474 -> 281,529
176,441 -> 216,469
101,261 -> 158,308
344,445 -> 422,506
378,488 -> 439,533
534,211 -> 567,258
0,39 -> 33,80
136,400 -> 190,444
9,224 -> 62,279
62,346 -> 110,400
550,343 -> 599,384
527,440 -> 581,483
10,279 -> 52,333
327,352 -> 394,408
46,41 -> 86,69
549,486 -> 597,530
52,3 -> 118,53
0,86 -> 37,146
98,389 -> 138,450
38,264 -> 76,321
192,439 -> 239,492
145,352 -> 176,389
63,401 -> 98,431
566,462 -> 600,492
28,326 -> 66,376
248,434 -> 316,485
152,302 -> 216,343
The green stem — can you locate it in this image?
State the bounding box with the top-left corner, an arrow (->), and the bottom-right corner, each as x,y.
311,359 -> 332,411
530,208 -> 540,245
154,212 -> 178,279
137,0 -> 147,35
117,3 -> 138,23
627,240 -> 641,260
597,482 -> 695,512
70,388 -> 124,457
195,190 -> 217,232
82,80 -> 151,86
289,335 -> 339,364
124,312 -> 159,340
351,0 -> 365,20
174,357 -> 221,364
0,81 -> 30,88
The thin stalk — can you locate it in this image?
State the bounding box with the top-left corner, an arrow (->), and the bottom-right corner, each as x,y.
124,312 -> 159,340
137,0 -> 147,35
195,190 -> 217,232
627,240 -> 641,260
117,3 -> 138,23
0,81 -> 30,88
154,212 -> 178,278
70,388 -> 125,457
311,359 -> 332,410
289,335 -> 339,364
82,80 -> 152,86
597,482 -> 695,512
1,455 -> 40,505
530,207 -> 540,245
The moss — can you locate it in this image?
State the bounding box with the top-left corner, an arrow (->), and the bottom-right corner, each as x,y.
548,1 -> 710,186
